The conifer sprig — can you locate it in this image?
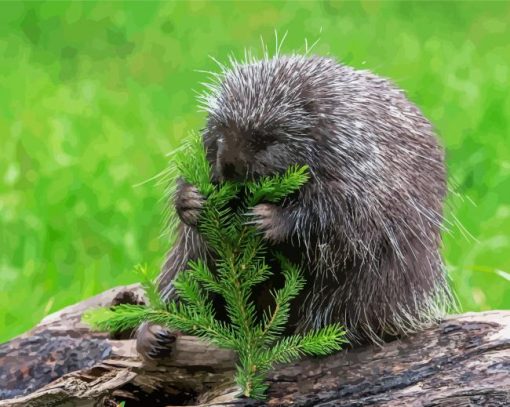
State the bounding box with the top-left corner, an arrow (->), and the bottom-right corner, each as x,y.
84,133 -> 347,400
135,264 -> 166,311
246,164 -> 310,205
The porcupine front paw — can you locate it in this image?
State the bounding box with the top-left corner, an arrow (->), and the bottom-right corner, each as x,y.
175,181 -> 205,227
135,322 -> 178,361
247,203 -> 287,243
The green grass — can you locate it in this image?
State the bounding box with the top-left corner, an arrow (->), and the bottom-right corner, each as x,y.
1,1 -> 509,343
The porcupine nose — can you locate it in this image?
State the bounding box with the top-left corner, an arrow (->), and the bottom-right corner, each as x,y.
221,162 -> 239,179
219,157 -> 248,181
217,138 -> 247,181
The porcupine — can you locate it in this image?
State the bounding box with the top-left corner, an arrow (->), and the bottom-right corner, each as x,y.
136,54 -> 452,359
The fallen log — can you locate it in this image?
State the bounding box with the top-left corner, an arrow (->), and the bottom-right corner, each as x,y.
0,284 -> 509,406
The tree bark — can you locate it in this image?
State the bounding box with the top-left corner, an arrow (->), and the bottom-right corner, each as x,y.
0,284 -> 509,406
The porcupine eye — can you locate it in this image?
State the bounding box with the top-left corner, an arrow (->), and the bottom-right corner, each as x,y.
249,130 -> 276,152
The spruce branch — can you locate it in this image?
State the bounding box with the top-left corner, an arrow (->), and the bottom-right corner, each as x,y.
172,271 -> 215,318
175,132 -> 214,196
187,260 -> 222,294
84,136 -> 346,400
83,304 -> 150,333
246,164 -> 310,206
135,264 -> 166,310
256,259 -> 306,345
255,323 -> 347,373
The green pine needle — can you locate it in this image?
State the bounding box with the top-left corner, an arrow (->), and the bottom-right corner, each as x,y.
83,304 -> 154,333
135,264 -> 166,310
246,164 -> 310,205
175,132 -> 214,196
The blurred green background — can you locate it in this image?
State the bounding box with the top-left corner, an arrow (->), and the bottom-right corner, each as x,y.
1,1 -> 509,342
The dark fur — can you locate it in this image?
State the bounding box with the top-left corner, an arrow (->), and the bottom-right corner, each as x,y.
137,55 -> 451,358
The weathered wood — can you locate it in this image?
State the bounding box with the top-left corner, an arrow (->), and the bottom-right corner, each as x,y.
0,284 -> 509,406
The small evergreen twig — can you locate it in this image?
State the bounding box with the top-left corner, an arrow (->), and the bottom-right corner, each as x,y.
84,133 -> 347,400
